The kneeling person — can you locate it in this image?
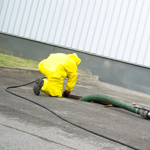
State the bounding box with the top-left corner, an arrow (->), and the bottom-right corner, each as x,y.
33,53 -> 81,98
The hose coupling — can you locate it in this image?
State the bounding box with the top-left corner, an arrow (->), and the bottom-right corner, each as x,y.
134,105 -> 150,119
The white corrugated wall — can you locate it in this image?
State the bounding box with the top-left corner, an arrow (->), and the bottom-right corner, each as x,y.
0,0 -> 150,68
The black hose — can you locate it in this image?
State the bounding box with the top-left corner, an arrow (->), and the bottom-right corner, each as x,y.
5,81 -> 139,150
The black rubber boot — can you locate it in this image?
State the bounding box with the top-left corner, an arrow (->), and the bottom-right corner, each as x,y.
33,78 -> 44,96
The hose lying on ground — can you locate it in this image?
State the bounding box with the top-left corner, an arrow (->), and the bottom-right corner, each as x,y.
79,94 -> 150,119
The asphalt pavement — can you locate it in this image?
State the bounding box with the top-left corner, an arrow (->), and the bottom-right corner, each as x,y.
0,67 -> 150,150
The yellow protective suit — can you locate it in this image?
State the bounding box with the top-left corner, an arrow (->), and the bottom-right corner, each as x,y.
38,53 -> 81,97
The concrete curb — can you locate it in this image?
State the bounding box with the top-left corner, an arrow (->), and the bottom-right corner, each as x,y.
0,66 -> 99,81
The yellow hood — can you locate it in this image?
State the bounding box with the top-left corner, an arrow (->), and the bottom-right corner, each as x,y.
68,53 -> 81,65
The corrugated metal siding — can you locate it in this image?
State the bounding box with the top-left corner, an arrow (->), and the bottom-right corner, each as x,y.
0,0 -> 150,68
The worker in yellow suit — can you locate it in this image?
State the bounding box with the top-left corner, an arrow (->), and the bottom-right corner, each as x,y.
33,53 -> 81,98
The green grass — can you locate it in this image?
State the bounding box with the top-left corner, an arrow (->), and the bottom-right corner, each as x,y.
0,53 -> 39,69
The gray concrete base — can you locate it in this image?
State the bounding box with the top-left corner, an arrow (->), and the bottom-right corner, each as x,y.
0,33 -> 150,95
1,68 -> 150,150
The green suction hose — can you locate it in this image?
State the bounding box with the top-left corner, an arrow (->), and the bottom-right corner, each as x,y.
79,94 -> 150,119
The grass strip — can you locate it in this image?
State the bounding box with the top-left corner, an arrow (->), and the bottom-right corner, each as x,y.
0,53 -> 39,69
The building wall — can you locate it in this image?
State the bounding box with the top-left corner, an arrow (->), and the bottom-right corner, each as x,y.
0,0 -> 150,94
0,0 -> 150,68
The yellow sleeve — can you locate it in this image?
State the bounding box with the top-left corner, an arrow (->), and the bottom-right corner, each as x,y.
65,72 -> 77,91
65,59 -> 78,92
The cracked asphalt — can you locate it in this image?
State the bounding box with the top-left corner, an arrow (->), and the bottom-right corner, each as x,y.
0,68 -> 150,150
